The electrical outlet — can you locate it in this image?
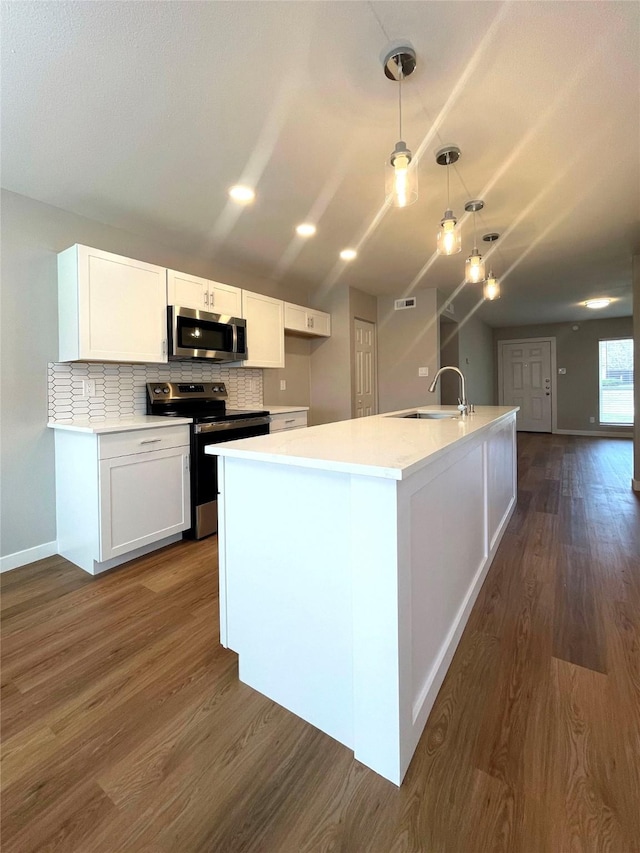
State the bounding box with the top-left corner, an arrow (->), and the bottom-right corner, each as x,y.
418,367 -> 429,377
589,416 -> 595,423
81,379 -> 96,398
280,379 -> 287,391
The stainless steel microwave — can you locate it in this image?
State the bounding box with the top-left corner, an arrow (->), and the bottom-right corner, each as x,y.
168,306 -> 247,362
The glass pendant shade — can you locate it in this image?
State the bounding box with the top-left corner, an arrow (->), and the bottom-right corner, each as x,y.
465,249 -> 485,284
437,211 -> 461,255
483,273 -> 501,300
386,142 -> 418,208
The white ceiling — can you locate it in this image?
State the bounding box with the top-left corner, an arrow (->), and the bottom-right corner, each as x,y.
2,1 -> 638,327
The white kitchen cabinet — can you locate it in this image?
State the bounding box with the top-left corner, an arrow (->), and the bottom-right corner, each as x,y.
58,245 -> 168,363
269,411 -> 308,432
167,270 -> 242,317
53,424 -> 191,574
241,290 -> 285,368
284,302 -> 331,337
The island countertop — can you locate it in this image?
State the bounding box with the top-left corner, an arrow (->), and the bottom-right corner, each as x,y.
206,405 -> 517,480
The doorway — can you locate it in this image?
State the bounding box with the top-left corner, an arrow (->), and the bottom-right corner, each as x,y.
353,318 -> 377,417
498,338 -> 556,432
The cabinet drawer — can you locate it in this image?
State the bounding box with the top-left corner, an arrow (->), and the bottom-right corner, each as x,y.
269,412 -> 308,432
99,425 -> 190,459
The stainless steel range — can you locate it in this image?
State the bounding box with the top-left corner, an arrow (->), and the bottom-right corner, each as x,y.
146,382 -> 269,539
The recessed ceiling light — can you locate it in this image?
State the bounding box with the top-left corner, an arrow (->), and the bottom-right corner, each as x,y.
228,185 -> 255,204
584,298 -> 611,309
296,223 -> 316,237
340,248 -> 357,261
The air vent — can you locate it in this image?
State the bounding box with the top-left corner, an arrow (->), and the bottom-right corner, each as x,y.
394,297 -> 416,310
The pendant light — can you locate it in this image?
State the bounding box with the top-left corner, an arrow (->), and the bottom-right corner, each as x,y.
435,146 -> 462,254
383,46 -> 418,208
464,200 -> 486,284
482,233 -> 501,300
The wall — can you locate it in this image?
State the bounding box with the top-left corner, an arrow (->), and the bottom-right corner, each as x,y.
262,334 -> 311,408
0,189 -> 308,562
308,285 -> 351,425
633,255 -> 639,490
457,311 -> 495,405
493,316 -> 634,435
377,288 -> 440,412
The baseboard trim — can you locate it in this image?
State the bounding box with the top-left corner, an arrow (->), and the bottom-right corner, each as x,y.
553,428 -> 633,438
0,541 -> 58,573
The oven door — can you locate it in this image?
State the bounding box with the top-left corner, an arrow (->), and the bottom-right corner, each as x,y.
168,306 -> 247,361
189,418 -> 270,539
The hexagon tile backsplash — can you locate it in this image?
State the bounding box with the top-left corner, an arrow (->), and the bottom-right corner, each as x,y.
48,362 -> 264,421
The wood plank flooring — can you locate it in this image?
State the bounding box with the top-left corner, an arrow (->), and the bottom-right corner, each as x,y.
1,433 -> 639,852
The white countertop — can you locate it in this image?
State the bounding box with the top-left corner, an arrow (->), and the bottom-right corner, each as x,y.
264,405 -> 309,414
207,405 -> 518,480
47,415 -> 193,434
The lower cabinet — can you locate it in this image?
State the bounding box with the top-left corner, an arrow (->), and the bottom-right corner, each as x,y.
269,411 -> 308,432
54,425 -> 191,574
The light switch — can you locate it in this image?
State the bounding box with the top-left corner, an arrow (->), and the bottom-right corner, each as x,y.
280,379 -> 287,391
418,367 -> 429,377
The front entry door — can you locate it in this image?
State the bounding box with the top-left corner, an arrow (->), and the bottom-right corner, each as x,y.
354,319 -> 377,418
501,340 -> 552,432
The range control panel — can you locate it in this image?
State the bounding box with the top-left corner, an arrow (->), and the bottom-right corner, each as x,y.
147,382 -> 228,401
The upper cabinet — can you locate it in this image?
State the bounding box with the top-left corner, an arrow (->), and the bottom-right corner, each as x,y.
284,302 -> 331,337
58,245 -> 168,363
241,290 -> 285,368
167,270 -> 242,318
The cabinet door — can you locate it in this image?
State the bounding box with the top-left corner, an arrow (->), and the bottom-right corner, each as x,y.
78,246 -> 167,362
284,302 -> 308,333
99,447 -> 190,560
242,291 -> 285,368
307,310 -> 331,337
209,281 -> 242,317
167,270 -> 208,311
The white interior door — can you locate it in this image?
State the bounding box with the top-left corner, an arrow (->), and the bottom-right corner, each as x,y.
500,340 -> 552,432
354,319 -> 377,418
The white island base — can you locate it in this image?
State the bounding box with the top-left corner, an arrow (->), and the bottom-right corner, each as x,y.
213,407 -> 517,785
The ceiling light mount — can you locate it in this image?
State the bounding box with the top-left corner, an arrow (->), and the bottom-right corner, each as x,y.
483,232 -> 499,242
464,199 -> 484,214
382,46 -> 417,81
435,145 -> 461,167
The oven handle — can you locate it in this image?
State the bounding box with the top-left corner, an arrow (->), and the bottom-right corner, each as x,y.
194,416 -> 271,435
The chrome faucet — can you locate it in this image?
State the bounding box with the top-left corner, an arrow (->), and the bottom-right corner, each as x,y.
428,366 -> 470,416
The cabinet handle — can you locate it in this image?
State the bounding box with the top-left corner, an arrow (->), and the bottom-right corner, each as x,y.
210,291 -> 214,307
307,317 -> 314,328
162,339 -> 167,356
204,291 -> 209,307
285,419 -> 295,424
140,438 -> 162,444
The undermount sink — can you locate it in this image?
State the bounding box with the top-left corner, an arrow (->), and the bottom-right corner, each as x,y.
390,411 -> 459,420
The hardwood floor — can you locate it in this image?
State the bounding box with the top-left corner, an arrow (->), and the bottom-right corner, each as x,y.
1,434 -> 639,852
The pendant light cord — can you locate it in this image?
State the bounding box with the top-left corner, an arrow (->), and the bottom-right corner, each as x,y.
446,158 -> 451,208
398,62 -> 403,139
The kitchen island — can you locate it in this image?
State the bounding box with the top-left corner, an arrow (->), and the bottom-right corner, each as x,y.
208,405 -> 518,785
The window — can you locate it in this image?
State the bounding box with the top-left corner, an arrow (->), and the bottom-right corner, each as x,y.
599,338 -> 634,425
